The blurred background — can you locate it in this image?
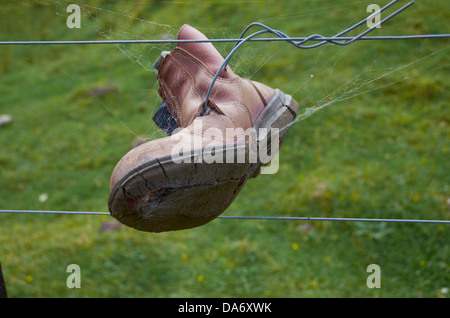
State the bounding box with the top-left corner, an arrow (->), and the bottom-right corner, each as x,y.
0,0 -> 448,297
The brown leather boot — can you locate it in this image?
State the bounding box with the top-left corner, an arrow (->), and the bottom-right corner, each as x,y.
108,24 -> 298,232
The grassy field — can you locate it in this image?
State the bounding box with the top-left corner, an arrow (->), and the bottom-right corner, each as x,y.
0,0 -> 448,298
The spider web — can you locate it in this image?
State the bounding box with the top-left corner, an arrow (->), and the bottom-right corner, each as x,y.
2,0 -> 449,216
49,1 -> 447,139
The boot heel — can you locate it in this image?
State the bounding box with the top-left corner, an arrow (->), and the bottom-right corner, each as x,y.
251,89 -> 299,174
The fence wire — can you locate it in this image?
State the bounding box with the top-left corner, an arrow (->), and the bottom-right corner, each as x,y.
1,0 -> 449,225
0,210 -> 448,224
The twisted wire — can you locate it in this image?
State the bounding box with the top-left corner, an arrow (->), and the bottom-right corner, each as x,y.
203,0 -> 417,107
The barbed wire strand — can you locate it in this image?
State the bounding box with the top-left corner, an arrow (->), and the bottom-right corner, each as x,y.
0,210 -> 448,224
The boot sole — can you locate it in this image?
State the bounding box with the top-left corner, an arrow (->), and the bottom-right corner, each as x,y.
108,89 -> 299,232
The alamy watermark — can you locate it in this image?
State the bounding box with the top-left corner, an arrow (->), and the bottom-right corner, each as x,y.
366,264 -> 381,288
66,264 -> 81,288
65,4 -> 382,30
367,4 -> 382,29
64,263 -> 381,290
66,4 -> 81,29
60,3 -> 383,176
169,121 -> 280,175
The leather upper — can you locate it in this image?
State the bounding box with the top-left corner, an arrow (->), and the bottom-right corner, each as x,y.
157,24 -> 275,131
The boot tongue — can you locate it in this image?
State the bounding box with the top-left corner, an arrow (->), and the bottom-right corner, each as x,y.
177,24 -> 235,79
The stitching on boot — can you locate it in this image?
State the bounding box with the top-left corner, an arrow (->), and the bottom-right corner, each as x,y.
158,53 -> 205,127
247,80 -> 268,107
172,47 -> 239,83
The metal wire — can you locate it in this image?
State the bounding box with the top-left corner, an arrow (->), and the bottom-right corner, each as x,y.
232,0 -> 415,50
0,210 -> 109,216
1,34 -> 449,46
0,210 -> 448,224
1,1 -> 449,47
217,216 -> 450,224
203,0 -> 418,107
1,0 -> 448,226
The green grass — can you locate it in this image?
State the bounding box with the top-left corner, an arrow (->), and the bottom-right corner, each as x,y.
0,0 -> 448,297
